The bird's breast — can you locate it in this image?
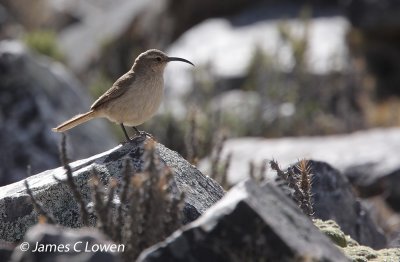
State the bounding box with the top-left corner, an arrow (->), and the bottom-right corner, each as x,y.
105,74 -> 164,126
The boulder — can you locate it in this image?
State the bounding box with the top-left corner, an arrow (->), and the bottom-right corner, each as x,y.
165,4 -> 349,112
0,40 -> 116,186
56,0 -> 264,74
10,224 -> 121,262
213,128 -> 400,209
0,136 -> 224,242
137,179 -> 349,262
288,160 -> 386,249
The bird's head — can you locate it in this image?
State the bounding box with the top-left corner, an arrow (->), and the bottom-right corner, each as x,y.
133,49 -> 194,72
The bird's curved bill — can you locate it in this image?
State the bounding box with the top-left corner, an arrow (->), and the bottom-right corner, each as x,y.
167,57 -> 194,66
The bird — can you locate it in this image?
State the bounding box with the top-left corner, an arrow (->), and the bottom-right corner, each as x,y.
52,49 -> 194,141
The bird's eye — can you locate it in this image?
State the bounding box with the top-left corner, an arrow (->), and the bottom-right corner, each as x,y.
155,56 -> 162,62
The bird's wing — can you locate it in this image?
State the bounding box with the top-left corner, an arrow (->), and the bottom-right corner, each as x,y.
90,71 -> 136,110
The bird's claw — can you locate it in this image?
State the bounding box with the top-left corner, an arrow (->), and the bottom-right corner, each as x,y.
123,131 -> 156,144
138,131 -> 155,139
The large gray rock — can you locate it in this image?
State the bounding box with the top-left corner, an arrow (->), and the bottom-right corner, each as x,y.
212,128 -> 400,195
10,224 -> 121,262
137,179 -> 349,262
288,160 -> 386,249
0,40 -> 116,186
0,136 -> 224,242
164,4 -> 349,118
57,0 -> 263,74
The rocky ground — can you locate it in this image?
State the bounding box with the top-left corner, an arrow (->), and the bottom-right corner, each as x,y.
1,0 -> 400,261
0,137 -> 398,261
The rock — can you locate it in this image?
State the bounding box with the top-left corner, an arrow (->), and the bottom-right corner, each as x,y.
0,40 -> 117,186
137,179 -> 349,262
213,128 -> 400,207
123,0 -> 265,50
162,5 -> 350,120
288,160 -> 386,249
165,4 -> 349,107
168,15 -> 348,77
10,224 -> 121,262
314,219 -> 400,261
57,0 -> 264,74
168,4 -> 349,77
210,131 -> 392,247
0,136 -> 224,242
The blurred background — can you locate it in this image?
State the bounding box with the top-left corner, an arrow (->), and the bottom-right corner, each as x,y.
0,1 -> 399,184
1,0 -> 400,247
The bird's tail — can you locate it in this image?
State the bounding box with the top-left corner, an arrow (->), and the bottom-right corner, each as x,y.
52,110 -> 96,132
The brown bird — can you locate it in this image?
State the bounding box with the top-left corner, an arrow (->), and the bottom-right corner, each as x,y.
52,49 -> 193,141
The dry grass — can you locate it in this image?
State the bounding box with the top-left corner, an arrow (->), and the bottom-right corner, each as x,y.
24,166 -> 56,224
118,139 -> 184,261
270,159 -> 314,217
209,132 -> 232,190
57,134 -> 90,226
185,107 -> 200,165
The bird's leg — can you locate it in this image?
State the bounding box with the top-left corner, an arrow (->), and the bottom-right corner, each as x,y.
132,126 -> 141,135
132,126 -> 154,139
120,123 -> 131,142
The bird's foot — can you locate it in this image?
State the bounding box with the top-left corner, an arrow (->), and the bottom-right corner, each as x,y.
122,132 -> 155,144
137,131 -> 156,140
131,127 -> 156,141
